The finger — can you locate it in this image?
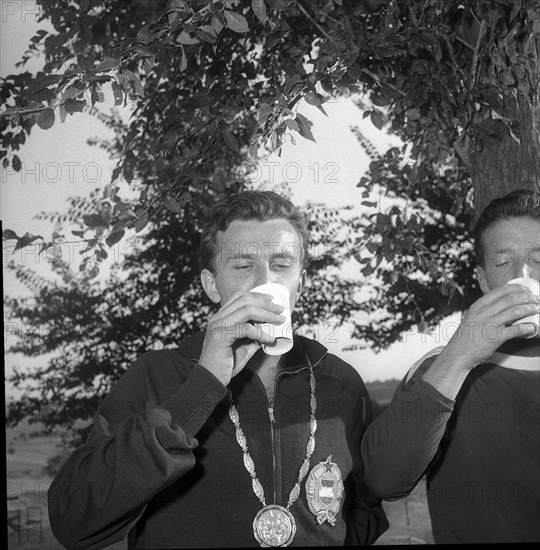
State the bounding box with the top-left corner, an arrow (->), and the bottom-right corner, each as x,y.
478,283 -> 539,308
233,322 -> 278,345
500,322 -> 539,342
214,291 -> 285,321
213,304 -> 287,329
207,321 -> 277,346
491,302 -> 540,327
475,289 -> 540,321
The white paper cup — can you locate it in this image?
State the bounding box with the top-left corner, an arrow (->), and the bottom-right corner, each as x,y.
250,283 -> 293,355
507,277 -> 540,338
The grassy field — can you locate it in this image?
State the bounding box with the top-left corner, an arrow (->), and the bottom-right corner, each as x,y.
6,381 -> 433,548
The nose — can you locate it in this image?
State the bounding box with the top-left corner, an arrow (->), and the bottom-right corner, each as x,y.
254,263 -> 272,287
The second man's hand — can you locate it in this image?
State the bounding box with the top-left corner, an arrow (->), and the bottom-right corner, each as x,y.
423,283 -> 540,399
199,291 -> 286,386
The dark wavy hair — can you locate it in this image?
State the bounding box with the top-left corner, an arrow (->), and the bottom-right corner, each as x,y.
473,189 -> 540,265
199,190 -> 310,272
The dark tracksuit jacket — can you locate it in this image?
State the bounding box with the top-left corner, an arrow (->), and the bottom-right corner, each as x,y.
48,333 -> 388,548
361,340 -> 540,544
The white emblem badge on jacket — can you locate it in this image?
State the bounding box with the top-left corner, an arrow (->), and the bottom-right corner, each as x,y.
305,455 -> 344,525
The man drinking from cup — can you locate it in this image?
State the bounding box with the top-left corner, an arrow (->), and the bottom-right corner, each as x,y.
48,190 -> 388,548
361,189 -> 540,544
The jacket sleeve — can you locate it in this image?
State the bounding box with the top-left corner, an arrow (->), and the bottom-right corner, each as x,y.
344,376 -> 389,545
360,356 -> 455,501
48,353 -> 227,550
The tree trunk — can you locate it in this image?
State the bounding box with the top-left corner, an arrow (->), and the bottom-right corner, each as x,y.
469,93 -> 540,216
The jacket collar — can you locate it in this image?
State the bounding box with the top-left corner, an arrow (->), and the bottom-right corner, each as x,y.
175,331 -> 328,369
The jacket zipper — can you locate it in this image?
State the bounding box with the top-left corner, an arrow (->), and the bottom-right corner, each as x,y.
252,373 -> 277,504
256,361 -> 321,506
270,368 -> 309,505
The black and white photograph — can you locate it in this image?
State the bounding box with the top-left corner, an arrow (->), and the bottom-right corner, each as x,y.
3,1 -> 539,548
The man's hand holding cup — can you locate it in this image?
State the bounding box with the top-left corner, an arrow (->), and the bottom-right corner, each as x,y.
199,291 -> 286,386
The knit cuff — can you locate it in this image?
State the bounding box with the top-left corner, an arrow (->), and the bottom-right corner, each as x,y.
410,377 -> 455,410
161,365 -> 227,436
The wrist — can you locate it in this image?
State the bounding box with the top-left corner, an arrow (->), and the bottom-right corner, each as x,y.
199,362 -> 230,387
421,348 -> 474,401
437,342 -> 479,373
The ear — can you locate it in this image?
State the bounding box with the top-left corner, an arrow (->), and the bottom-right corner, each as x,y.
475,265 -> 491,294
200,269 -> 221,304
295,269 -> 307,299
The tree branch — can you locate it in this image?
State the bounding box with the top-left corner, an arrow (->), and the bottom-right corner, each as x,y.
470,19 -> 488,90
296,2 -> 337,45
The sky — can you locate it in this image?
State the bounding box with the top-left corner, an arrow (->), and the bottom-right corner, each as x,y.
1,2 -> 460,401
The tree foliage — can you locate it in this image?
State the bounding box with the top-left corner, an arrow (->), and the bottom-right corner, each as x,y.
3,0 -> 538,437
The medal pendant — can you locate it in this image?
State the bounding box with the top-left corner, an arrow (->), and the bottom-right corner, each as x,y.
253,505 -> 296,547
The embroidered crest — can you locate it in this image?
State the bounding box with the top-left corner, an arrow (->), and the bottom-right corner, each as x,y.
305,455 -> 344,525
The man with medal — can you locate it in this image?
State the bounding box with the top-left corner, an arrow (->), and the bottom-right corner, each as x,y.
361,189 -> 540,543
49,190 -> 388,548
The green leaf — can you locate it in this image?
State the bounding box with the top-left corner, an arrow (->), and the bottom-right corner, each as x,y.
64,98 -> 86,113
284,119 -> 300,132
357,176 -> 370,188
3,229 -> 19,240
252,0 -> 268,24
105,229 -> 125,247
12,155 -> 22,172
59,104 -> 67,123
257,103 -> 273,125
295,112 -> 316,142
14,232 -> 42,251
370,110 -> 384,130
111,81 -> 123,105
36,108 -> 55,130
28,74 -> 62,94
83,214 -> 109,228
176,31 -> 199,45
180,50 -> 188,72
95,58 -> 119,73
143,56 -> 155,74
137,24 -> 150,44
304,91 -> 323,107
134,212 -> 149,233
224,11 -> 249,33
196,25 -> 217,43
27,87 -> 56,103
372,93 -> 389,107
165,196 -> 183,213
87,265 -> 100,279
122,69 -> 145,98
61,84 -> 82,100
223,129 -> 239,151
91,84 -> 105,105
211,16 -> 224,35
